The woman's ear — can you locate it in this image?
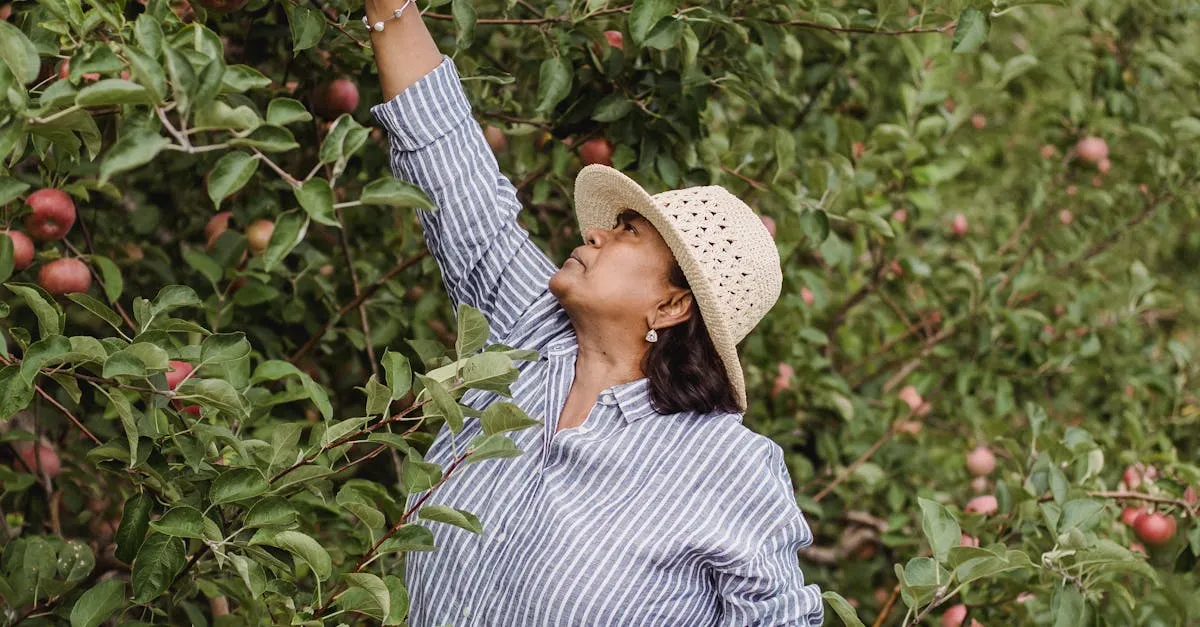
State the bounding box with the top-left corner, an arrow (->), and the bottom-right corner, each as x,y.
652,289 -> 693,329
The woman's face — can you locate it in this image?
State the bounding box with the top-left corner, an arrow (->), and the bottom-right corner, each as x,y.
549,210 -> 689,330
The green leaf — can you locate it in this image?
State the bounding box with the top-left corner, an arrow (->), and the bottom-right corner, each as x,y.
822,591 -> 866,627
318,114 -> 368,164
452,0 -> 477,50
401,449 -> 442,493
67,293 -> 124,332
359,178 -> 433,208
100,128 -> 171,184
6,282 -> 65,337
418,505 -> 482,534
0,22 -> 40,84
0,177 -> 31,207
364,374 -> 391,416
846,209 -> 895,238
229,553 -> 266,599
918,497 -> 960,563
366,432 -> 415,455
57,539 -> 95,583
382,349 -> 412,400
181,247 -> 222,286
294,178 -> 338,227
302,373 -> 333,420
177,378 -> 247,416
244,497 -> 299,529
375,525 -> 436,556
264,530 -> 332,580
1060,499 -> 1105,533
535,57 -> 572,114
70,579 -> 126,627
96,387 -> 139,465
251,359 -> 303,383
114,493 -> 154,563
384,575 -> 409,625
1051,580 -> 1088,627
285,4 -> 326,53
321,416 -> 371,448
460,352 -> 519,394
149,506 -> 207,539
201,332 -> 250,363
262,210 -> 308,272
417,374 -> 463,433
464,432 -> 523,466
152,284 -> 201,315
629,0 -> 678,44
91,255 -> 122,303
103,343 -> 168,379
481,401 -> 541,436
76,79 -> 154,106
206,151 -> 259,209
221,64 -> 271,91
455,304 -> 490,357
131,533 -> 186,602
952,7 -> 990,53
0,229 -> 13,285
19,335 -> 71,383
340,573 -> 390,620
229,125 -> 299,152
209,468 -> 268,504
266,98 -> 312,126
592,93 -> 634,122
125,47 -> 167,102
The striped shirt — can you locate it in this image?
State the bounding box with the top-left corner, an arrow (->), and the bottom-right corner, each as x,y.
370,55 -> 824,627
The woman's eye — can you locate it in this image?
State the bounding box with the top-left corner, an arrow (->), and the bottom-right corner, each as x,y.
624,222 -> 636,233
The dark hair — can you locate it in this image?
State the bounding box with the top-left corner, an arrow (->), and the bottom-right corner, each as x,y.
642,262 -> 741,415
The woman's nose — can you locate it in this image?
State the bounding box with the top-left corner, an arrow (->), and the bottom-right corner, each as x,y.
583,228 -> 606,246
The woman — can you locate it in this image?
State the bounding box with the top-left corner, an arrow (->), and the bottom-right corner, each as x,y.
365,1 -> 824,625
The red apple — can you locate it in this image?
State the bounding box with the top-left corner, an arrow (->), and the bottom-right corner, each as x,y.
0,4 -> 12,20
313,79 -> 359,118
1132,512 -> 1176,546
37,258 -> 91,295
1075,136 -> 1108,163
1065,184 -> 1078,196
602,30 -> 624,50
898,385 -> 923,411
951,213 -> 968,236
893,420 -> 923,435
246,219 -> 274,254
1122,465 -> 1143,490
1185,485 -> 1198,506
23,188 -> 77,241
970,476 -> 989,494
941,604 -> 966,627
191,0 -> 248,12
970,114 -> 986,129
891,208 -> 907,223
760,215 -> 776,239
205,211 -> 233,249
1058,209 -> 1073,225
1120,506 -> 1145,527
943,98 -> 956,113
851,141 -> 866,160
57,59 -> 70,80
1097,158 -> 1111,174
165,360 -> 193,390
771,362 -> 794,399
960,534 -> 979,547
3,230 -> 35,270
965,495 -> 998,515
483,125 -> 508,154
800,287 -> 815,306
15,440 -> 62,479
579,138 -> 614,166
1039,145 -> 1056,160
965,446 -> 996,477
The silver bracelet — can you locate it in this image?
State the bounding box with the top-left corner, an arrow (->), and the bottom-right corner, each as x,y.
362,0 -> 415,32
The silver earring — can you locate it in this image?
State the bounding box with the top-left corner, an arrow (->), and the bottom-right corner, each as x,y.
645,329 -> 658,343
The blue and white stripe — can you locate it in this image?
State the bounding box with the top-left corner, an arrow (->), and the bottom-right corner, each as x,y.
370,55 -> 824,627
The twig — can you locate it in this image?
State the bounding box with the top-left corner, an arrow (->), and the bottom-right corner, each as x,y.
872,584 -> 901,627
66,217 -> 137,332
333,209 -> 379,379
0,354 -> 102,445
1055,181 -> 1190,274
720,165 -> 768,191
290,251 -> 428,362
251,149 -> 300,186
753,17 -> 956,36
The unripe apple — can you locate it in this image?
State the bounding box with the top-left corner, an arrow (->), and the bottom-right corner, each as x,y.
313,79 -> 360,118
965,494 -> 998,515
15,440 -> 62,479
165,360 -> 193,390
970,476 -> 989,494
800,287 -> 815,306
965,446 -> 996,476
579,138 -> 614,167
245,219 -> 274,254
38,258 -> 91,295
191,0 -> 248,12
205,211 -> 233,249
483,125 -> 508,154
1058,209 -> 1073,225
951,213 -> 968,236
3,230 -> 35,270
318,264 -> 334,277
602,30 -> 624,50
1075,136 -> 1108,163
970,114 -> 986,129
760,215 -> 776,239
898,385 -> 923,411
1133,512 -> 1176,546
23,188 -> 77,241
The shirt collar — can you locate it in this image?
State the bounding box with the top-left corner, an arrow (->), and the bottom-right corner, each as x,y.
545,337 -> 662,425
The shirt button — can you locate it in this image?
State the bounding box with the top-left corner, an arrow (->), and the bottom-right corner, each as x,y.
600,393 -> 615,405
578,425 -> 591,433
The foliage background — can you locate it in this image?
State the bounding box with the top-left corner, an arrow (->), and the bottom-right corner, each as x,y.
0,0 -> 1197,625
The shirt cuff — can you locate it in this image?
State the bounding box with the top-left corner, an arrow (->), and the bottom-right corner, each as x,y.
369,54 -> 474,152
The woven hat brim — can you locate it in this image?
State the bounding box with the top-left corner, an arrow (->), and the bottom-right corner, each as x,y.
572,164 -> 748,412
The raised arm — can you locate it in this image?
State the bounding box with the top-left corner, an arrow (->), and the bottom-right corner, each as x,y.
365,1 -> 559,341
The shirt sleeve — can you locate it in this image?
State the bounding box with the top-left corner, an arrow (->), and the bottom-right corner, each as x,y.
369,55 -> 559,343
713,443 -> 825,626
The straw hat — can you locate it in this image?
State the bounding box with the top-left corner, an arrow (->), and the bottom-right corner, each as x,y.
573,164 -> 782,412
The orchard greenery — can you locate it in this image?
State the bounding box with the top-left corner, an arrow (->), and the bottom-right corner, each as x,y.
0,0 -> 1198,625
